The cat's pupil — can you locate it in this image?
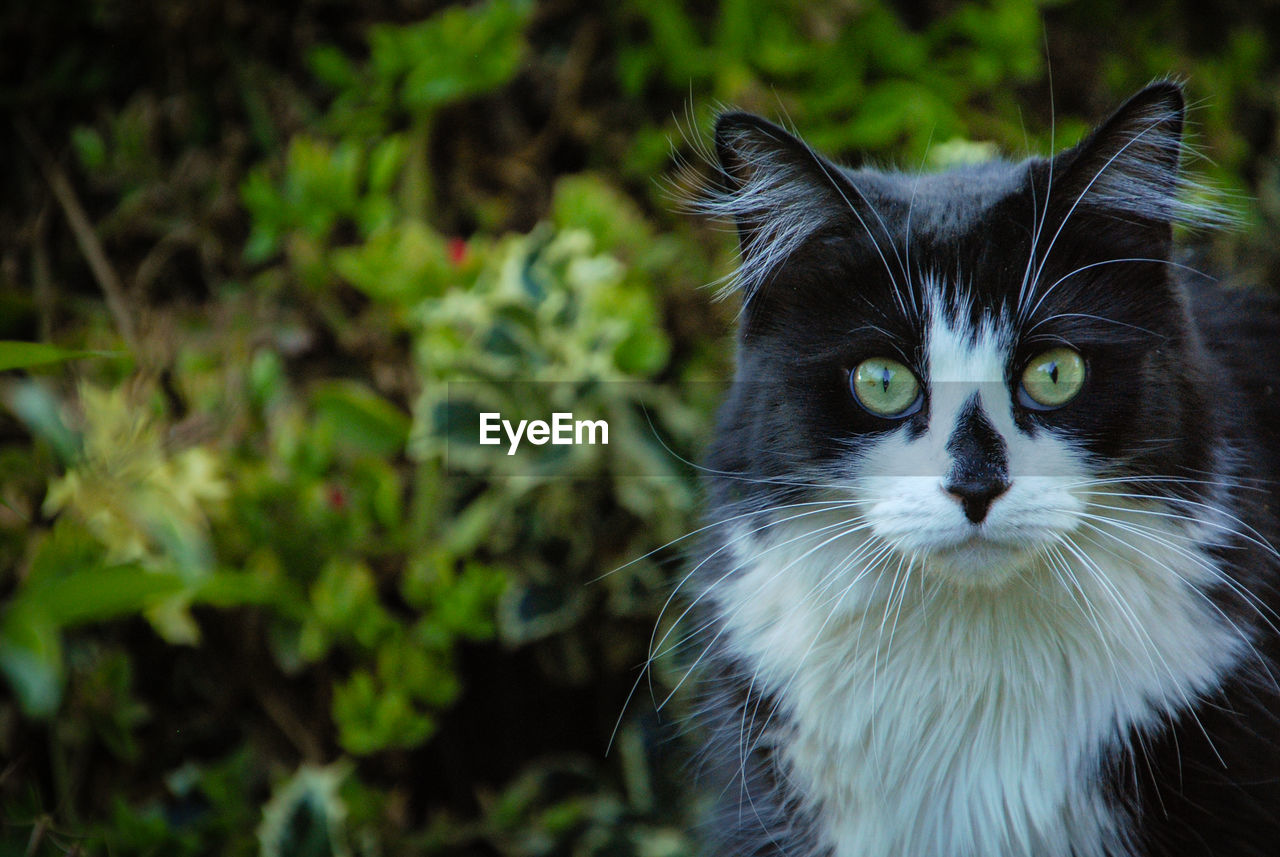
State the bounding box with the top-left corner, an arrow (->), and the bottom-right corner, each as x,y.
1049,363 -> 1059,384
880,369 -> 892,392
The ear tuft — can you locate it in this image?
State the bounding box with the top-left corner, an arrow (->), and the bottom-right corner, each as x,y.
680,112 -> 847,302
713,113 -> 805,191
713,112 -> 772,189
1054,81 -> 1236,229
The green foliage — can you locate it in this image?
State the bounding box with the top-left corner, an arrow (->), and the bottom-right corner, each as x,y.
616,0 -> 1057,176
0,341 -> 115,372
4,0 -> 1280,854
366,0 -> 531,113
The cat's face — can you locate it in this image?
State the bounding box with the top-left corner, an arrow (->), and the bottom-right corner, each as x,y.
702,83 -> 1222,589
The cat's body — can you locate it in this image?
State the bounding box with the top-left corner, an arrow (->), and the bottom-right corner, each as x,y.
687,83 -> 1280,856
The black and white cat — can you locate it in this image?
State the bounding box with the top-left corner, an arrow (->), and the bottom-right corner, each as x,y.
684,82 -> 1280,856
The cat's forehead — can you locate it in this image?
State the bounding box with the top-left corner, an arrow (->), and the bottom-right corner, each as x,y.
845,159 -> 1036,241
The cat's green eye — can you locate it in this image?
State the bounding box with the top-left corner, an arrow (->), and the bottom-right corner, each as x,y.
1020,347 -> 1086,409
851,357 -> 921,418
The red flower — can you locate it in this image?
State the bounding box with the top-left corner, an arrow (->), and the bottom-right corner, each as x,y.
327,485 -> 347,510
447,237 -> 467,267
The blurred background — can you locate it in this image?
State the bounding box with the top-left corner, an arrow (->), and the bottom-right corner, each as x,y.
3,0 -> 1280,854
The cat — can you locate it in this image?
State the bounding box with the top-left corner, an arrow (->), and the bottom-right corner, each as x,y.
681,81 -> 1280,857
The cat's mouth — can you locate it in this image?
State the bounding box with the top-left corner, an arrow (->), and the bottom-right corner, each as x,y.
925,531 -> 1036,587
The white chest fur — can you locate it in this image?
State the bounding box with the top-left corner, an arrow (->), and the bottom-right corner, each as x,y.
716,511 -> 1243,857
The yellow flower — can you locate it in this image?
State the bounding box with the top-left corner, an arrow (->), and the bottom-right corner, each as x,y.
42,383 -> 230,643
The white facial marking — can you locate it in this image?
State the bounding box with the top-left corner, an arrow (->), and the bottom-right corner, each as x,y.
859,281 -> 1082,586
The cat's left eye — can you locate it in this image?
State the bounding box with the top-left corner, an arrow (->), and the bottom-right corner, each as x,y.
1019,347 -> 1086,409
851,357 -> 922,418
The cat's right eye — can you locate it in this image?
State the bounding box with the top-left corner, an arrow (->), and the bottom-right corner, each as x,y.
1019,347 -> 1086,409
850,357 -> 922,418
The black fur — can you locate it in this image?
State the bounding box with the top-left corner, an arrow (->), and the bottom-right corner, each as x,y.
944,394 -> 1010,523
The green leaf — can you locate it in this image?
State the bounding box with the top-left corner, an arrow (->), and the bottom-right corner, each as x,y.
332,669 -> 435,754
388,0 -> 532,113
0,341 -> 114,371
7,381 -> 82,463
19,564 -> 187,628
330,221 -> 451,303
259,762 -> 354,857
551,173 -> 653,255
71,125 -> 107,171
194,569 -> 284,608
307,43 -> 359,90
367,135 -> 408,194
312,381 -> 411,458
0,606 -> 63,717
613,328 -> 670,376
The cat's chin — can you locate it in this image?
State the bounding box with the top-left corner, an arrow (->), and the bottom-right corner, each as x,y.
924,534 -> 1036,588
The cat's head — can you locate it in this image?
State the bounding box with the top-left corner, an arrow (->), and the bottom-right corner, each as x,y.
698,82 -> 1231,588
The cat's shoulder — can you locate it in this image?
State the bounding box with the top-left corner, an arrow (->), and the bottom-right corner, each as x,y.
1186,267 -> 1280,319
1184,271 -> 1280,468
1185,272 -> 1280,365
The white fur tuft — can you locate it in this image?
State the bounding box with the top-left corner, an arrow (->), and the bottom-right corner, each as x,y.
1073,98 -> 1239,230
678,122 -> 841,302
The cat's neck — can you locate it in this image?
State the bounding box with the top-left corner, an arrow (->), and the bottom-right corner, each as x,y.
713,498 -> 1246,857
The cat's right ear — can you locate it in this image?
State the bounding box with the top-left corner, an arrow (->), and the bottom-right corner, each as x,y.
713,112 -> 815,192
691,112 -> 851,301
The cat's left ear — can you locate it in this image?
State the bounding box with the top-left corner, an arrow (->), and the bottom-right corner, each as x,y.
693,112 -> 859,301
1049,81 -> 1225,231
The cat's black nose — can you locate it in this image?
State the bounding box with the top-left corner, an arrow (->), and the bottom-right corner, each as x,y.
944,395 -> 1010,524
944,476 -> 1010,524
